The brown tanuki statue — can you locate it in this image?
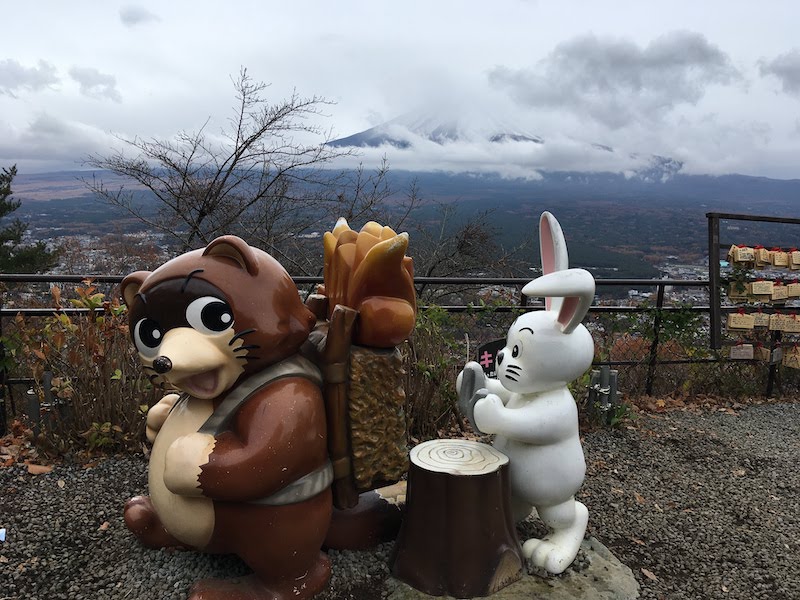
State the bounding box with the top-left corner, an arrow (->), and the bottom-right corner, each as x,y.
121,236 -> 332,600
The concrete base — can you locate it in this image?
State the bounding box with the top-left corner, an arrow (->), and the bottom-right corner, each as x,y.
386,537 -> 639,600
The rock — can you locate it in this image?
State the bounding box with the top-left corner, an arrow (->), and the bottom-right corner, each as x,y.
385,538 -> 639,600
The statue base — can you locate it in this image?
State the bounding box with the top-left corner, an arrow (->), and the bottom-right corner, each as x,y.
386,537 -> 639,600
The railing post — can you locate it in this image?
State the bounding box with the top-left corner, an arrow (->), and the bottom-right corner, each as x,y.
707,213 -> 722,349
766,331 -> 782,398
645,283 -> 665,396
0,292 -> 6,436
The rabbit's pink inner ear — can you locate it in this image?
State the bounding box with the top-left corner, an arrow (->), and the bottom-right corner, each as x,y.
540,216 -> 555,310
557,296 -> 580,330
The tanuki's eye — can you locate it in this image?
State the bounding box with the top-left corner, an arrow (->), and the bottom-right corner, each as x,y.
186,296 -> 234,335
512,342 -> 522,358
133,318 -> 163,357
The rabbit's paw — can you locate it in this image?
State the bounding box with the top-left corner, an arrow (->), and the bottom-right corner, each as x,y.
457,362 -> 488,432
456,362 -> 485,398
524,538 -> 577,575
473,393 -> 504,435
521,537 -> 545,559
523,502 -> 588,574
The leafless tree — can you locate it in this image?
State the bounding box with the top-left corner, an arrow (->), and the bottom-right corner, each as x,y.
412,203 -> 524,302
83,68 -> 362,255
83,67 -> 514,285
245,157 -> 422,275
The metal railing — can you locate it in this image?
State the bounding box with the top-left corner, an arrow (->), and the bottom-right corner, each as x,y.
0,273 -> 721,435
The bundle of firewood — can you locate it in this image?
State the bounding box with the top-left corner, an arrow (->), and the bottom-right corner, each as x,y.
323,218 -> 416,348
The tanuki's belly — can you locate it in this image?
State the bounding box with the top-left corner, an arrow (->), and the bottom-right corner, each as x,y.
149,397 -> 216,548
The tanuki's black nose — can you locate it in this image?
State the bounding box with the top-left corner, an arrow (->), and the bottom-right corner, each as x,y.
152,356 -> 173,374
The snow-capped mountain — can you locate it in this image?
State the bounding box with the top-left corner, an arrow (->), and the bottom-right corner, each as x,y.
329,110 -> 683,182
329,109 -> 544,149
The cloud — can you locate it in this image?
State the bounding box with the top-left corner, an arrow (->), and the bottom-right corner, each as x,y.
330,129 -> 658,180
489,31 -> 740,129
759,49 -> 800,96
119,5 -> 160,27
0,59 -> 59,97
0,113 -> 122,172
68,67 -> 122,103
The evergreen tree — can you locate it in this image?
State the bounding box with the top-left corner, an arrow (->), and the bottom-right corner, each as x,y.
0,165 -> 58,273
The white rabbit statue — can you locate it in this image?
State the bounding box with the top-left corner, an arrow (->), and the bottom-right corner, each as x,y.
457,211 -> 595,575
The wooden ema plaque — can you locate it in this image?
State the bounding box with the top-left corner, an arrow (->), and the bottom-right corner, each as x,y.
772,284 -> 789,302
727,313 -> 755,330
783,315 -> 800,333
755,247 -> 771,267
772,251 -> 790,267
783,346 -> 800,369
749,280 -> 774,296
729,344 -> 754,360
391,440 -> 523,598
728,245 -> 755,263
753,312 -> 771,328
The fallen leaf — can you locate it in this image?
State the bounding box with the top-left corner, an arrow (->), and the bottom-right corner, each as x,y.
0,556 -> 8,563
57,479 -> 66,489
732,469 -> 746,477
722,585 -> 729,592
634,491 -> 646,504
631,537 -> 646,546
641,568 -> 659,581
3,444 -> 20,457
98,521 -> 109,531
26,464 -> 53,475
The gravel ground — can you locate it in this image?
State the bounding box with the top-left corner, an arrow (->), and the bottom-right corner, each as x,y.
1,402 -> 798,600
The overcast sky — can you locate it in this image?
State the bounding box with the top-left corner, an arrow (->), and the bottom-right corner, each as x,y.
3,0 -> 800,179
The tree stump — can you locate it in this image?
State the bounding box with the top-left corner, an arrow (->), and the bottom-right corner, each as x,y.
391,440 -> 523,598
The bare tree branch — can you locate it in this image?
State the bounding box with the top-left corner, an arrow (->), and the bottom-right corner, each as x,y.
83,68 -> 356,253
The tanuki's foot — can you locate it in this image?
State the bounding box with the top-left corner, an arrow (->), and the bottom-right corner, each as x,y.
189,553 -> 331,600
124,495 -> 187,550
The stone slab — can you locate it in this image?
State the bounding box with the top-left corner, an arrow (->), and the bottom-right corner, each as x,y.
386,537 -> 639,600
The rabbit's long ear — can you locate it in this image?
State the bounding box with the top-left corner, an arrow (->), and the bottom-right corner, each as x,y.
539,211 -> 569,311
523,269 -> 595,334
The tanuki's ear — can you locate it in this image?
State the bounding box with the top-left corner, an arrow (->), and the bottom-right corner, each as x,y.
203,235 -> 259,275
121,271 -> 150,307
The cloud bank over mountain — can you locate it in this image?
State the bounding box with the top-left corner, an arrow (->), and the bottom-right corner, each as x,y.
3,2 -> 800,179
328,30 -> 800,180
328,107 -> 684,181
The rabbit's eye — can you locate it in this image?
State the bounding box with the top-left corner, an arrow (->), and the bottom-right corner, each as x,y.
512,344 -> 521,358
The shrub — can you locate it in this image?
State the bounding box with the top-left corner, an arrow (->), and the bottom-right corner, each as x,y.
4,281 -> 159,452
403,306 -> 463,441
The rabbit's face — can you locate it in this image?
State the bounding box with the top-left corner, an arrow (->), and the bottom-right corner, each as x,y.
496,311 -> 594,394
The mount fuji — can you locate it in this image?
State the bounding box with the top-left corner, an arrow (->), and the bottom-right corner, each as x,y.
328,109 -> 684,182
